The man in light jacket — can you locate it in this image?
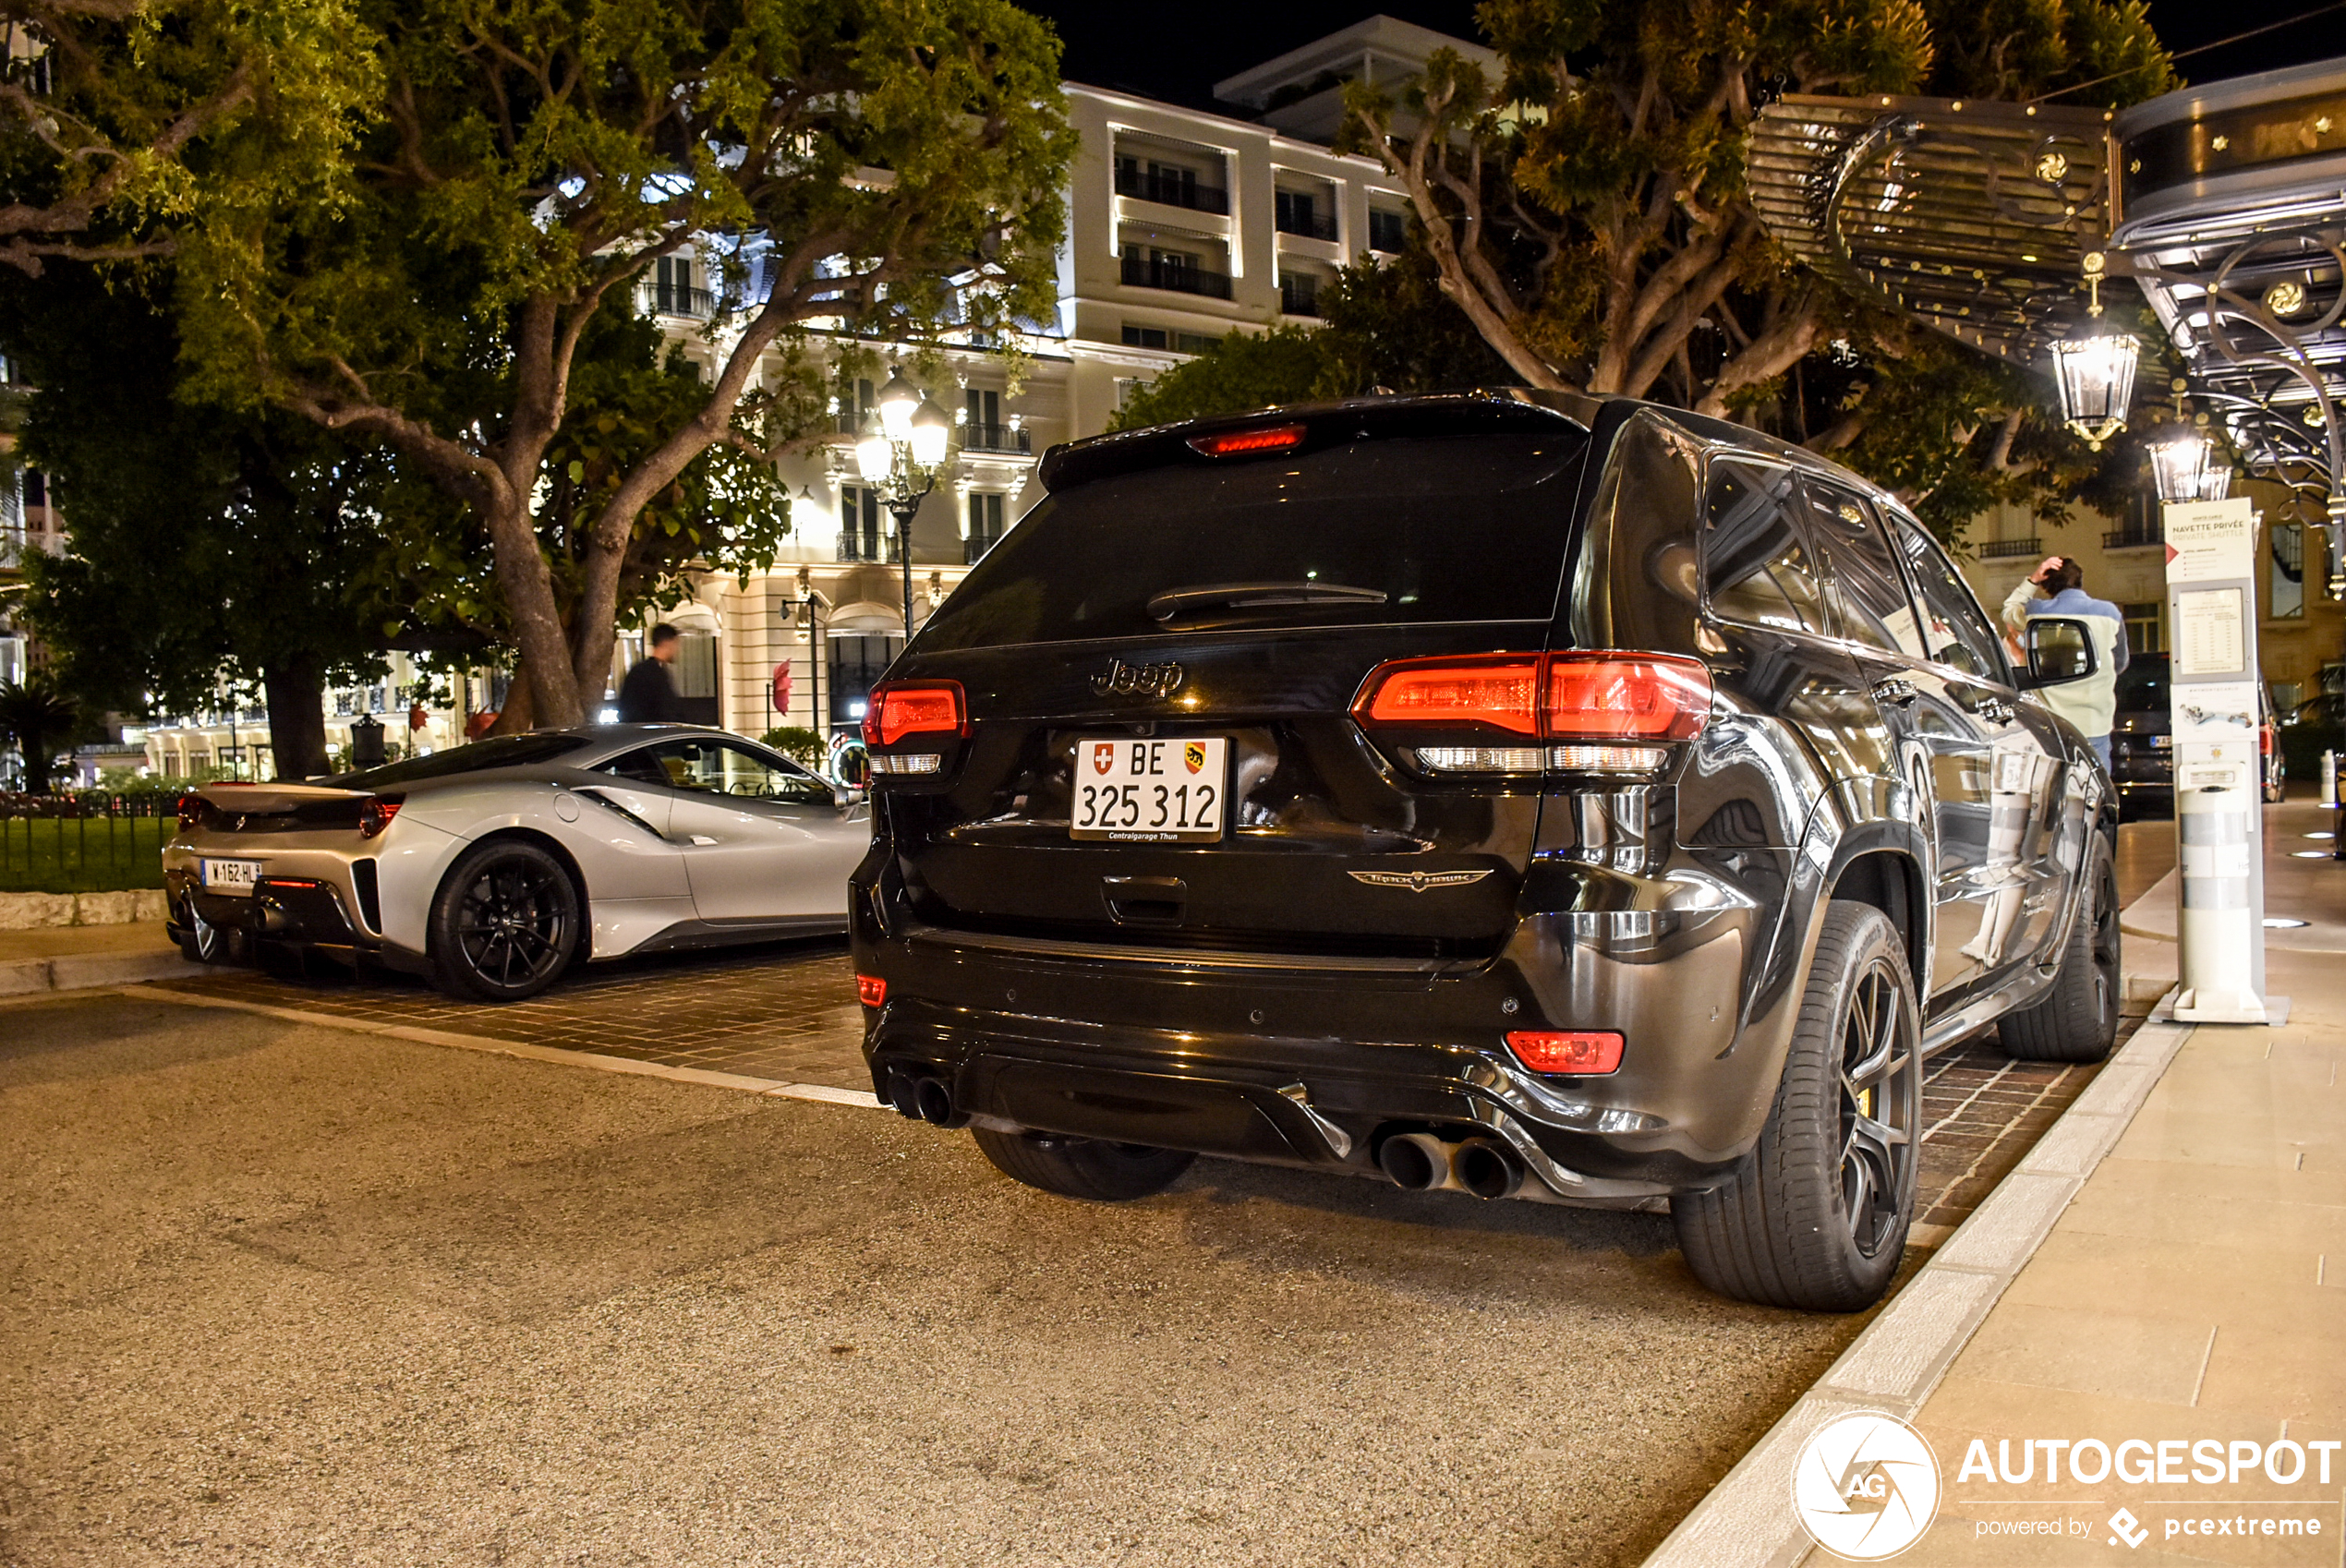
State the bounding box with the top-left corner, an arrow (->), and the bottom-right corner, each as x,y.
2003,556 -> 2128,768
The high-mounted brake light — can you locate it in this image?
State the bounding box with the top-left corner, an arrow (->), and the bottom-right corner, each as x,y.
1187,423 -> 1306,458
357,797 -> 402,838
864,681 -> 967,748
1506,1031 -> 1625,1075
1352,653 -> 1711,744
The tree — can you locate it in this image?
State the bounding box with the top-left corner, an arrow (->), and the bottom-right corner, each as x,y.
175,0 -> 1075,728
1112,247 -> 1518,430
1337,0 -> 2173,505
0,266 -> 431,778
0,0 -> 368,273
0,673 -> 78,792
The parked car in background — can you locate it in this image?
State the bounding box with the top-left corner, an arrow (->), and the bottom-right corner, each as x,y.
849,391 -> 2121,1313
164,725 -> 865,1001
2108,654 -> 2286,819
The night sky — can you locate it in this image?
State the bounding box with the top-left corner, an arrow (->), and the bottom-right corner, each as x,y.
1016,0 -> 2346,111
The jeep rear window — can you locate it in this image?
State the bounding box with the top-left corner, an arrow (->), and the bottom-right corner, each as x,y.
915,432 -> 1589,651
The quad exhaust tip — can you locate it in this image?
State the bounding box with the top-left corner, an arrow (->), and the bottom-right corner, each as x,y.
1376,1130 -> 1524,1199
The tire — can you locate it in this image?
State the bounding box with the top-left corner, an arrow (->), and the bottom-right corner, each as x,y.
970,1126 -> 1196,1202
175,897 -> 231,964
1999,835 -> 2119,1063
1673,901 -> 1921,1312
427,838 -> 582,1003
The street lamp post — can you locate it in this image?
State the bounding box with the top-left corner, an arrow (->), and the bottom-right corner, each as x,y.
855,368 -> 955,645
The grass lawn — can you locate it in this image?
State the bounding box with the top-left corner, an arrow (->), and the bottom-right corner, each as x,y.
0,815 -> 173,894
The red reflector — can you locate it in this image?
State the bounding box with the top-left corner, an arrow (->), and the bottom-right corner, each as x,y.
865,681 -> 966,747
1356,657 -> 1542,735
1505,1031 -> 1624,1075
357,798 -> 401,838
1354,652 -> 1710,742
261,877 -> 321,890
1546,655 -> 1711,741
856,974 -> 888,1007
2261,726 -> 2275,756
1187,423 -> 1306,458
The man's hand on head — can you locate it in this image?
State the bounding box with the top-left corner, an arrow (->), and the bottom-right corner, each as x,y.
2032,556 -> 2064,588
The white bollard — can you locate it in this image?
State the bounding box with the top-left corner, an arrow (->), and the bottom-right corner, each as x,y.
2175,783 -> 2267,1023
2324,749 -> 2340,810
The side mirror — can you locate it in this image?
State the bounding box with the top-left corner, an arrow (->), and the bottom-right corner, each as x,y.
2018,616 -> 2098,689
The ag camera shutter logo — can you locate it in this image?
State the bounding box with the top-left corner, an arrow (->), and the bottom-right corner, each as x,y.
1792,1411 -> 1941,1560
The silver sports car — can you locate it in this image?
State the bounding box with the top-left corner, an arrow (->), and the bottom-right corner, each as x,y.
162,725 -> 870,1001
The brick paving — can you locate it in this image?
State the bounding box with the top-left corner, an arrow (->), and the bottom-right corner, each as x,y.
152,936 -> 2129,1245
151,939 -> 873,1091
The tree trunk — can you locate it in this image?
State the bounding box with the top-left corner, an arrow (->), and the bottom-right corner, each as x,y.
263,654 -> 330,779
19,730 -> 53,795
487,655 -> 537,735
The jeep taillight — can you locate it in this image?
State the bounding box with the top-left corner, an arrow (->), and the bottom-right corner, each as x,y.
864,681 -> 967,747
1351,652 -> 1711,770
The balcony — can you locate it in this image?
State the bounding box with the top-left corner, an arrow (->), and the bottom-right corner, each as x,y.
964,534 -> 1000,565
838,532 -> 897,564
1120,256 -> 1233,300
1977,537 -> 2042,559
1275,207 -> 1337,241
1279,277 -> 1321,318
2104,525 -> 2164,550
640,282 -> 719,320
1114,168 -> 1228,215
961,422 -> 1032,455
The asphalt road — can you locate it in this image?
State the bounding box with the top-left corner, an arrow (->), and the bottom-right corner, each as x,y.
2,992 -> 1880,1568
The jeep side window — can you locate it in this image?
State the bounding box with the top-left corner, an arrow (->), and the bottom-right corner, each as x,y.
1802,480 -> 1929,659
1888,511 -> 2007,681
1701,457 -> 1825,634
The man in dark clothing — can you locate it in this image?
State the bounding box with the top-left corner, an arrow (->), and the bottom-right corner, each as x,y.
617,623 -> 684,723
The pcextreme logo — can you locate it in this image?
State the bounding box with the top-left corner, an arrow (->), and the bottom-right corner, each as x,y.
1793,1411 -> 1941,1561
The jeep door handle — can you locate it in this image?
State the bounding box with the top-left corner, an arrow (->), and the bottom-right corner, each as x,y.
1871,678 -> 1917,706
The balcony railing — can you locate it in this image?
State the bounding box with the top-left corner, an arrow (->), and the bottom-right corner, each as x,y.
1977,537 -> 2042,559
640,282 -> 720,320
1121,256 -> 1233,299
961,422 -> 1032,454
1114,168 -> 1229,215
1276,209 -> 1337,241
964,534 -> 1001,565
838,532 -> 897,563
2104,525 -> 2164,550
1279,279 -> 1321,318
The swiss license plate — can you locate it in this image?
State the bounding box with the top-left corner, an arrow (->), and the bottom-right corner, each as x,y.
1071,737 -> 1228,842
200,858 -> 261,895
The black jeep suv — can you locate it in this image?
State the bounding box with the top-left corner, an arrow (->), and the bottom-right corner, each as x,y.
849,392 -> 2119,1312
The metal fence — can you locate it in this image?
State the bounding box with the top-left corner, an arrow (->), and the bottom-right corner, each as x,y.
0,794 -> 175,893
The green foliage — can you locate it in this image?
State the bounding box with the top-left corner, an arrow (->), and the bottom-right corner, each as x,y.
0,675 -> 79,793
1110,250 -> 1518,431
171,0 -> 1078,727
758,725 -> 827,771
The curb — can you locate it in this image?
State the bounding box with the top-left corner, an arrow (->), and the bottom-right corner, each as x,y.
1637,1003 -> 2192,1568
119,983 -> 883,1112
0,889 -> 170,930
0,949 -> 191,995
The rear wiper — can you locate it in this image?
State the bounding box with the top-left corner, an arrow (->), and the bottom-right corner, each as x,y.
1147,580 -> 1388,621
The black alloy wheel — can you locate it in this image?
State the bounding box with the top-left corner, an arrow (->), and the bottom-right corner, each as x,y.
175,897 -> 231,964
1999,837 -> 2119,1063
429,840 -> 580,1002
1837,959 -> 1920,1261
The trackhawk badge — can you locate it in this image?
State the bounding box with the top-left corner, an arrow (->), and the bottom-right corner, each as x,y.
1348,869 -> 1494,892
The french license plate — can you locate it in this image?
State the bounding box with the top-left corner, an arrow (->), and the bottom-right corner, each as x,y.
1071,737 -> 1228,842
200,858 -> 261,895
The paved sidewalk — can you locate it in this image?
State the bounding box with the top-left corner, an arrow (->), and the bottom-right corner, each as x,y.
1644,799 -> 2345,1568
